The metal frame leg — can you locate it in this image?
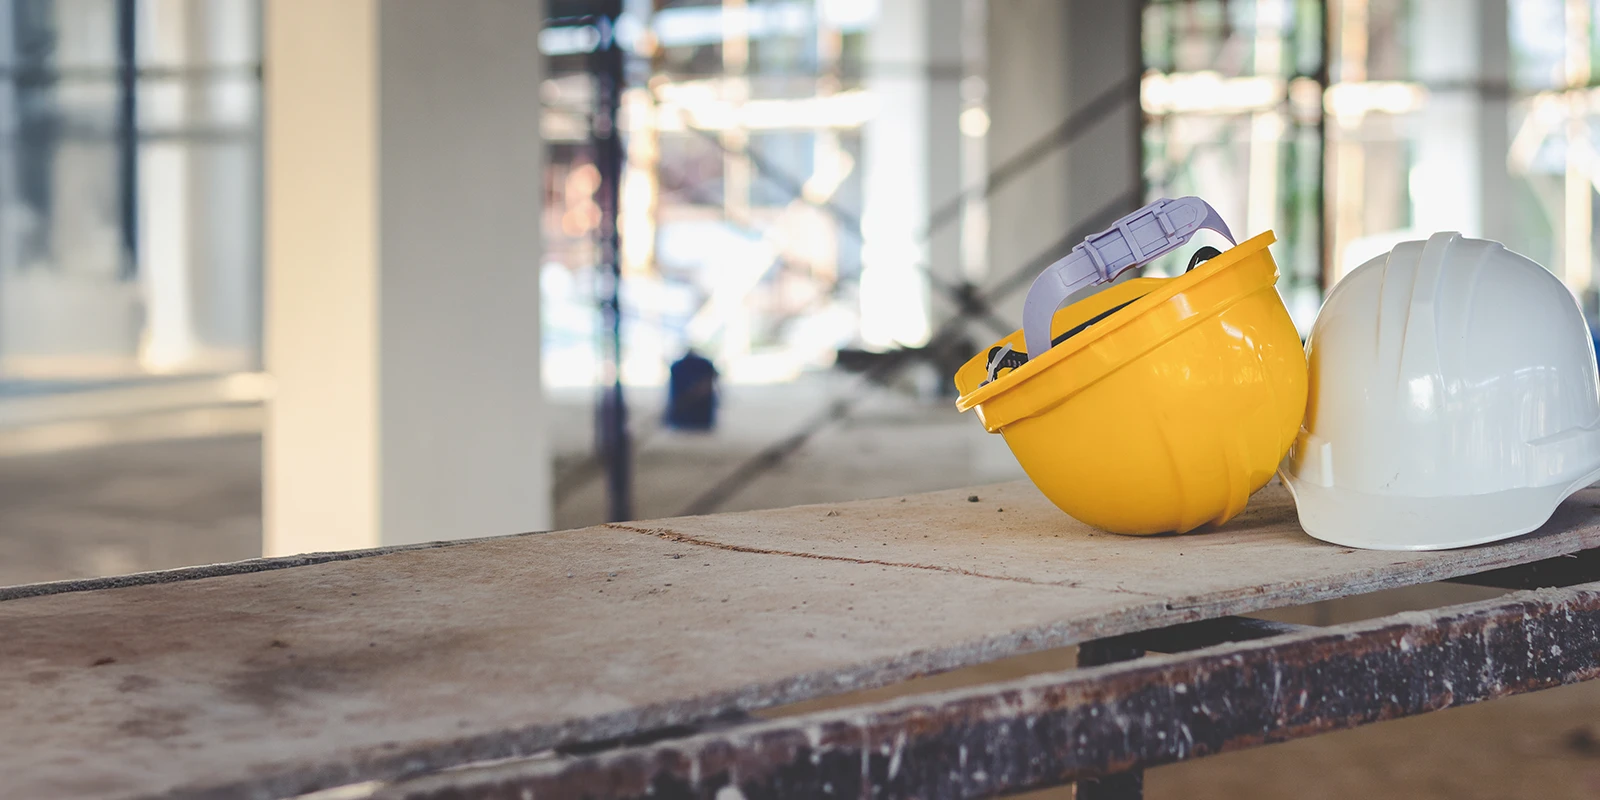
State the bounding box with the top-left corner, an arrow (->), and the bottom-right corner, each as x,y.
1075,638 -> 1147,800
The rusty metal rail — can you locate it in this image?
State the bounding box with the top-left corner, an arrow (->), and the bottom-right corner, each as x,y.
361,577 -> 1600,800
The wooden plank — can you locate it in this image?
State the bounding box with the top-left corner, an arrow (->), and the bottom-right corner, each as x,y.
5,481 -> 1600,799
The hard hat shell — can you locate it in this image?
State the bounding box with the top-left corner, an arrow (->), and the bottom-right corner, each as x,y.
956,231 -> 1307,535
1282,231 -> 1600,550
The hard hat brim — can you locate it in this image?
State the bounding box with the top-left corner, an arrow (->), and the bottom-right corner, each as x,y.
1280,469 -> 1600,551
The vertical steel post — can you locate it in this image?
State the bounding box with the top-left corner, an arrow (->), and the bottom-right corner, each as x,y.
116,0 -> 138,279
1074,638 -> 1148,800
591,3 -> 632,522
1316,0 -> 1332,292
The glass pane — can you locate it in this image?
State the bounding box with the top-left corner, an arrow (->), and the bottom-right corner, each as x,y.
134,0 -> 261,374
0,1 -> 133,379
0,0 -> 262,382
1142,0 -> 1322,330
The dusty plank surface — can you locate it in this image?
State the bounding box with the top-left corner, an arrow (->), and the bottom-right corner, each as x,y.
5,481 -> 1600,799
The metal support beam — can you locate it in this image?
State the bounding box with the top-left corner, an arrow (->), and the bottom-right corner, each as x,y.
591,2 -> 632,522
367,583 -> 1600,800
1069,617 -> 1312,799
115,0 -> 138,279
1074,638 -> 1146,800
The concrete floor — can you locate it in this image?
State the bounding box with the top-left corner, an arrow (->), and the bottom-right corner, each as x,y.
0,376 -> 1025,585
0,433 -> 261,585
549,377 -> 1028,529
2,375 -> 1599,797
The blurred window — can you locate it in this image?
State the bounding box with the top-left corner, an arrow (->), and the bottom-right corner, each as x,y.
0,0 -> 262,385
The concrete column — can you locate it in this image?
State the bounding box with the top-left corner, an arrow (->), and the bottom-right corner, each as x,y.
984,0 -> 1141,322
924,0 -> 965,327
264,0 -> 550,555
1410,0 -> 1509,241
137,0 -> 260,374
858,0 -> 962,348
1475,0 -> 1514,248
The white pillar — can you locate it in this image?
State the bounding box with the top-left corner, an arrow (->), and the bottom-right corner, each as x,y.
1410,0 -> 1485,238
1475,0 -> 1515,249
264,0 -> 550,555
138,0 -> 199,373
985,0 -> 1141,322
858,0 -> 963,348
1404,0 -> 1518,283
137,0 -> 261,374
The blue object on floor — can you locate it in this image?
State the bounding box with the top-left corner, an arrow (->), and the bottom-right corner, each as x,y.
665,350 -> 718,431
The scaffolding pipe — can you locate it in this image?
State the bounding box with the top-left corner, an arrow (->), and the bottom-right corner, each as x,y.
592,2 -> 632,522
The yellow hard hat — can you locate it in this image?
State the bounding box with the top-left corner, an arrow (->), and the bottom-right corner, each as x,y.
955,197 -> 1307,535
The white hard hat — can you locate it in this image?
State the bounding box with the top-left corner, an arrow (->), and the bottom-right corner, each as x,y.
1282,231 -> 1600,550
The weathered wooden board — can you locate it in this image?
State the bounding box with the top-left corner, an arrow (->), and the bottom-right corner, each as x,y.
5,481 -> 1600,799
